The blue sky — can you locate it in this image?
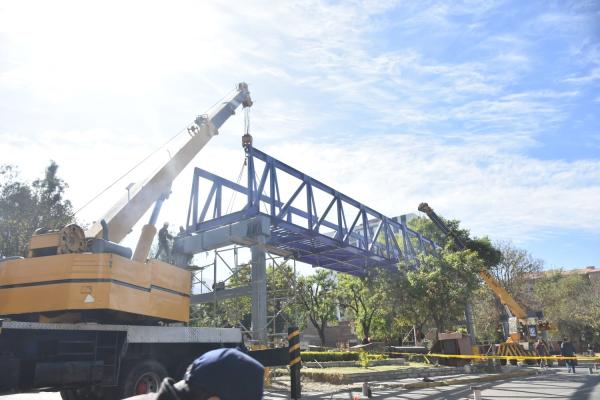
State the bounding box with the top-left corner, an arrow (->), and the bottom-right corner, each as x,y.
0,0 -> 598,269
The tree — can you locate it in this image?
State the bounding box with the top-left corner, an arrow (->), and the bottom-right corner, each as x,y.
296,269 -> 338,346
471,285 -> 504,342
490,241 -> 543,294
268,262 -> 304,332
0,162 -> 74,257
408,216 -> 501,337
532,272 -> 600,348
189,260 -> 303,339
403,247 -> 484,332
409,216 -> 469,247
353,268 -> 429,344
336,270 -> 391,341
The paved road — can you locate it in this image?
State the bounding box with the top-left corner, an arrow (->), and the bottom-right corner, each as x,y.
2,370 -> 599,399
265,371 -> 600,400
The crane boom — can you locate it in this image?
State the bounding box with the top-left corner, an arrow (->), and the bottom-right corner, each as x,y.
417,202 -> 527,320
86,83 -> 252,244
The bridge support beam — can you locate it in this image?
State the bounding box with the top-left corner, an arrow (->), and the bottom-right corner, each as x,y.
251,234 -> 268,342
191,285 -> 252,304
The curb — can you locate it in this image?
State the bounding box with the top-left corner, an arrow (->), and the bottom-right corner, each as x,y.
400,369 -> 554,389
302,365 -> 493,384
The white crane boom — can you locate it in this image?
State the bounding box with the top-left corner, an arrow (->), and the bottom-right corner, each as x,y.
86,83 -> 252,247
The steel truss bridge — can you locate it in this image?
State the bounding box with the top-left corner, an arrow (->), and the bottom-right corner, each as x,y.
182,146 -> 438,277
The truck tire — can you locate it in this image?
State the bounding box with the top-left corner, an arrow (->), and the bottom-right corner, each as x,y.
60,391 -> 77,400
120,359 -> 168,398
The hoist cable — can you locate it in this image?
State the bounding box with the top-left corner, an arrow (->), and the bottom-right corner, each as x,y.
74,127 -> 187,215
244,107 -> 250,135
225,158 -> 247,214
74,87 -> 235,216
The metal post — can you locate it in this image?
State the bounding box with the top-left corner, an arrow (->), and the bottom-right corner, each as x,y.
362,382 -> 371,398
288,327 -> 302,399
471,386 -> 482,400
413,325 -> 417,346
251,236 -> 267,342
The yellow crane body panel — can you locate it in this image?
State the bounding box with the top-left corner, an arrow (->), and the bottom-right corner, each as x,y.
0,253 -> 191,322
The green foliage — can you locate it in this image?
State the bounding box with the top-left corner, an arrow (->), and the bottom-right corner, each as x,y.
337,270 -> 391,340
300,351 -> 388,363
409,216 -> 501,269
471,285 -> 503,342
190,261 -> 302,335
532,271 -> 600,347
466,237 -> 502,269
367,353 -> 387,360
358,351 -> 370,368
296,269 -> 338,345
470,242 -> 599,349
403,247 -> 484,332
0,162 -> 74,257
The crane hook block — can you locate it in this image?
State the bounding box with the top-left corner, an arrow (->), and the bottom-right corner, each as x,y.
242,133 -> 253,150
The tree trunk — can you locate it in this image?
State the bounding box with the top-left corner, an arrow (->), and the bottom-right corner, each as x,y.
361,320 -> 370,340
433,315 -> 444,334
317,325 -> 326,346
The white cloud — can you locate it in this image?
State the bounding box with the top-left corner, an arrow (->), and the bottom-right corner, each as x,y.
563,68 -> 600,84
259,135 -> 600,245
1,0 -> 599,267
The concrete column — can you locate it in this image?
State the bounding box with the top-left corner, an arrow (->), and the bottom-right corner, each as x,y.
251,235 -> 267,342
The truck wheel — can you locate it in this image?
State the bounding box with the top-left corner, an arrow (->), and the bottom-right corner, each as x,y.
60,391 -> 78,400
120,359 -> 168,397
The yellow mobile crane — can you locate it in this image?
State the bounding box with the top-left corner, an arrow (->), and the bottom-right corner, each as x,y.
0,83 -> 253,325
0,84 -> 296,399
417,203 -> 550,344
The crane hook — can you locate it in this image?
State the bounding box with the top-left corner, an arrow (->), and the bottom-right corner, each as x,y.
242,107 -> 253,152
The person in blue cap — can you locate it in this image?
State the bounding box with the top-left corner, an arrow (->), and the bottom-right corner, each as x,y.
124,348 -> 264,400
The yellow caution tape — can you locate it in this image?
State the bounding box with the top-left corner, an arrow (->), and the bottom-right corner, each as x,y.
287,330 -> 300,340
388,351 -> 600,361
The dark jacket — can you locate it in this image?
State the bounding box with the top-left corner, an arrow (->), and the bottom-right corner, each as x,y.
535,342 -> 548,356
560,341 -> 575,357
158,227 -> 174,244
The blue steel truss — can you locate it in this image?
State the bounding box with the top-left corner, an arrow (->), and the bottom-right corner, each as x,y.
186,146 -> 438,276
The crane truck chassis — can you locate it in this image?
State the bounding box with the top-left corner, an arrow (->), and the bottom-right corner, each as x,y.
0,83 -> 298,398
0,320 -> 291,398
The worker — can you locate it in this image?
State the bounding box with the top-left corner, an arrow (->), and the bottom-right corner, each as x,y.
534,339 -> 549,368
155,222 -> 174,261
171,226 -> 191,267
560,337 -> 577,373
124,348 -> 264,399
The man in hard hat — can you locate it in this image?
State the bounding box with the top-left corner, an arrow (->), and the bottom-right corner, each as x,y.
155,222 -> 174,261
124,347 -> 264,400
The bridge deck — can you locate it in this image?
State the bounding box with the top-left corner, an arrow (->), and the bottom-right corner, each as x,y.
185,147 -> 437,276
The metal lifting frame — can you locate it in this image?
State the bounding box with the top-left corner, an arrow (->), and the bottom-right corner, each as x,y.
186,146 -> 439,276
189,245 -> 298,343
